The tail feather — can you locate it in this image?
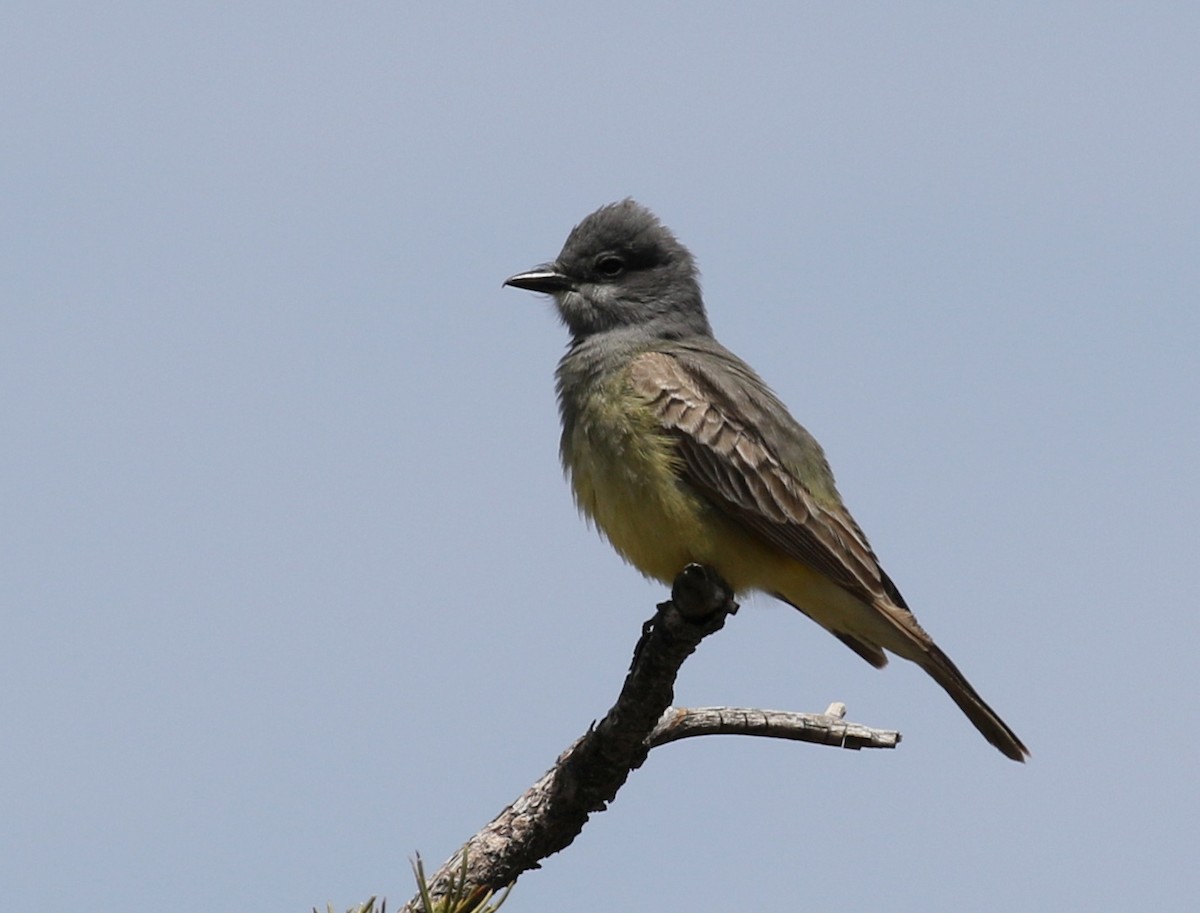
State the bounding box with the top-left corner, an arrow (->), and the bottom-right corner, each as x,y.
772,588 -> 1027,760
921,645 -> 1029,762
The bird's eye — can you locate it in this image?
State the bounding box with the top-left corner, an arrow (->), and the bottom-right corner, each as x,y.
595,255 -> 625,277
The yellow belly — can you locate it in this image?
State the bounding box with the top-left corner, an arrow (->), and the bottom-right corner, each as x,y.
562,375 -> 782,591
565,396 -> 703,583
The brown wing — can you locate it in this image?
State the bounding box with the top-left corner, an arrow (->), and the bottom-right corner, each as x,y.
628,349 -> 904,611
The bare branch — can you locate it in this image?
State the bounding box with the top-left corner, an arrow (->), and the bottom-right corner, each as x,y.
648,705 -> 901,751
401,565 -> 901,912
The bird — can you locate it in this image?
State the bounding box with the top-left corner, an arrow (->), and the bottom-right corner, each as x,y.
504,199 -> 1028,761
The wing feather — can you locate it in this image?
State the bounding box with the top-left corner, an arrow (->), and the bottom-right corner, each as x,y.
629,349 -> 899,609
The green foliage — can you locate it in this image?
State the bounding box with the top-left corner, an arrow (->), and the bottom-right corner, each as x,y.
411,851 -> 512,913
315,850 -> 513,913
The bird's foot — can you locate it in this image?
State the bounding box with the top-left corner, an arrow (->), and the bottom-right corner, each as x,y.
670,563 -> 737,620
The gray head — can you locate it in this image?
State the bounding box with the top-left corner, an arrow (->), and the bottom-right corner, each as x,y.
505,200 -> 712,340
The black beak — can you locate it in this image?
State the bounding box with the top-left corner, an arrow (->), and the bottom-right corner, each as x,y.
503,266 -> 573,293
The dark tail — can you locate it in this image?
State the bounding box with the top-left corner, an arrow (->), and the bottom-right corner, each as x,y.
921,645 -> 1029,762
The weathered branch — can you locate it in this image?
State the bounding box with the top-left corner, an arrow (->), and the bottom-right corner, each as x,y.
648,703 -> 901,751
401,566 -> 900,912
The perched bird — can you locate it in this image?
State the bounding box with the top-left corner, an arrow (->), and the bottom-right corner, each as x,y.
505,200 -> 1028,761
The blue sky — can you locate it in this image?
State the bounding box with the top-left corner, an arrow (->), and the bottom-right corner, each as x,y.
3,3 -> 1197,910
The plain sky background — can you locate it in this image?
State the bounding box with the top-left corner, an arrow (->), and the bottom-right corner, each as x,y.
3,3 -> 1197,911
